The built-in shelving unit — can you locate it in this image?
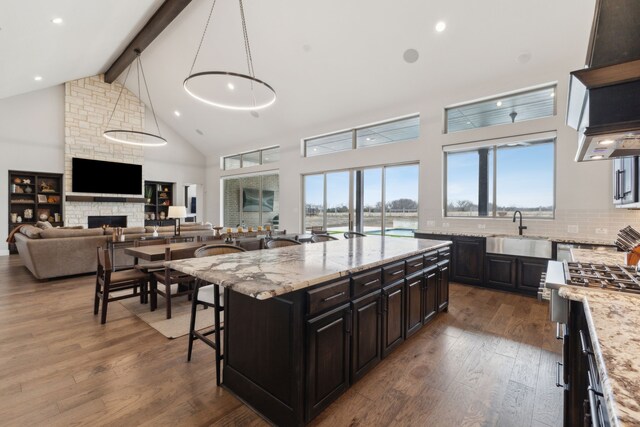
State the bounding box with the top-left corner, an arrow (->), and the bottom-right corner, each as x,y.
8,170 -> 64,253
144,181 -> 173,225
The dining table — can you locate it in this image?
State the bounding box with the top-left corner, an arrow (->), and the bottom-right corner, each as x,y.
124,241 -> 206,263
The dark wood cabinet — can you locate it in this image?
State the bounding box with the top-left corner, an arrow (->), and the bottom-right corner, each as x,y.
306,304 -> 351,420
451,236 -> 485,285
517,256 -> 548,293
437,261 -> 450,312
485,254 -> 517,289
423,267 -> 438,324
144,181 -> 174,224
350,291 -> 382,383
381,280 -> 404,357
404,273 -> 423,338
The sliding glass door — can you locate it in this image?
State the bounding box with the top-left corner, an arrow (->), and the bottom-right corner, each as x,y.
303,163 -> 418,236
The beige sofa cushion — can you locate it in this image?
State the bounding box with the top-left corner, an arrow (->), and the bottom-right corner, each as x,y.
20,225 -> 42,239
179,223 -> 213,232
40,228 -> 104,239
36,221 -> 53,230
145,225 -> 175,233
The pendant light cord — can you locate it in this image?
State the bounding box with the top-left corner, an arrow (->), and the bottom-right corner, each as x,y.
238,0 -> 255,78
138,55 -> 162,137
105,62 -> 133,130
189,0 -> 218,76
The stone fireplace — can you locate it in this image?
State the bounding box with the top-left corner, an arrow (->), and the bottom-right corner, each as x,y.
64,75 -> 145,228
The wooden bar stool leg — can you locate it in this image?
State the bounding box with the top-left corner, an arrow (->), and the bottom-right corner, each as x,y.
93,278 -> 101,315
150,276 -> 157,311
214,285 -> 223,386
165,282 -> 172,319
187,279 -> 201,362
100,283 -> 110,325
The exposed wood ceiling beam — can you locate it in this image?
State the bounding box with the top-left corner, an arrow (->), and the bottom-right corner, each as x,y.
104,0 -> 192,83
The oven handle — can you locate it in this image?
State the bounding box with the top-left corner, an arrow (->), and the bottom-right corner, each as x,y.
556,322 -> 564,340
587,386 -> 603,427
579,330 -> 593,355
555,362 -> 565,389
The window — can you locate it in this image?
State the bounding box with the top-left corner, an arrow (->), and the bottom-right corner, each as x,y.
222,146 -> 279,170
304,115 -> 420,157
445,84 -> 556,133
445,136 -> 555,218
222,173 -> 279,228
303,163 -> 418,236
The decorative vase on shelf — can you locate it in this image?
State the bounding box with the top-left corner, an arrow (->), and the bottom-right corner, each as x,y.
39,214 -> 48,221
11,213 -> 17,223
24,186 -> 32,194
24,209 -> 33,219
159,211 -> 166,220
152,225 -> 159,237
17,216 -> 22,223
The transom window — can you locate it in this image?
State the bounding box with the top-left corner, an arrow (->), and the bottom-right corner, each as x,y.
304,115 -> 420,157
222,146 -> 280,170
445,84 -> 556,133
444,134 -> 555,218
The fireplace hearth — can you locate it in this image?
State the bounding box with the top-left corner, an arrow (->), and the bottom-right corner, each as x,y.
88,215 -> 127,229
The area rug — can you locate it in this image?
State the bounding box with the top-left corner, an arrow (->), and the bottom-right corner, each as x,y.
118,295 -> 220,339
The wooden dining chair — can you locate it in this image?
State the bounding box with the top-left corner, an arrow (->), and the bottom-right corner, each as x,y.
94,247 -> 149,324
150,246 -> 198,319
310,234 -> 339,243
188,244 -> 247,385
197,235 -> 220,242
264,238 -> 301,249
344,231 -> 367,239
167,236 -> 195,243
133,238 -> 169,274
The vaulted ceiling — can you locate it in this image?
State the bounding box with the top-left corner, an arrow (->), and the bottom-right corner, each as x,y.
1,0 -> 596,156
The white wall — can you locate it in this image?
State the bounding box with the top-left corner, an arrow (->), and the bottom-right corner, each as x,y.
0,85 -> 65,255
206,67 -> 640,242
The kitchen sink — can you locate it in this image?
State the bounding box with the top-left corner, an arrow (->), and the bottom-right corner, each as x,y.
486,235 -> 552,259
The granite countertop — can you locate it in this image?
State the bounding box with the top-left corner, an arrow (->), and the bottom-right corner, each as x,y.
414,230 -> 614,246
571,248 -> 626,265
558,286 -> 640,426
167,236 -> 451,300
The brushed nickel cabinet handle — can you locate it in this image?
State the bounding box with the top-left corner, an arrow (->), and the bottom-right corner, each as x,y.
322,291 -> 346,302
363,279 -> 379,287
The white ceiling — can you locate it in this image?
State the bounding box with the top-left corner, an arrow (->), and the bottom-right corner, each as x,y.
2,0 -> 596,156
0,0 -> 162,99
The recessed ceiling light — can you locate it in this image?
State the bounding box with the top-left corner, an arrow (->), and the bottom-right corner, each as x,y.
250,111 -> 260,118
496,101 -> 502,107
34,75 -> 43,81
590,155 -> 604,160
227,82 -> 235,90
195,129 -> 204,135
598,139 -> 614,145
51,17 -> 63,25
435,21 -> 446,32
516,51 -> 532,64
174,110 -> 181,117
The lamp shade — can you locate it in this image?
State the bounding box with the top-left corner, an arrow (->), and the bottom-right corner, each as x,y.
167,206 -> 188,219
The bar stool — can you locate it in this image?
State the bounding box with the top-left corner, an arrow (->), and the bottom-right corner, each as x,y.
344,231 -> 367,239
264,238 -> 301,249
94,247 -> 149,324
188,244 -> 246,386
310,234 -> 339,243
150,246 -> 198,319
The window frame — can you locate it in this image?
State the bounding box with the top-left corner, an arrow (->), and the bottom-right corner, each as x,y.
443,134 -> 556,219
221,171 -> 280,228
303,114 -> 420,158
444,83 -> 557,134
222,146 -> 280,171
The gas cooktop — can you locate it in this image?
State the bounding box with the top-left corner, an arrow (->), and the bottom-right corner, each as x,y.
565,261 -> 640,294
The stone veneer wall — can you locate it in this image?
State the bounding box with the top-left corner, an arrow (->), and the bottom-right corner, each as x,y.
64,75 -> 145,227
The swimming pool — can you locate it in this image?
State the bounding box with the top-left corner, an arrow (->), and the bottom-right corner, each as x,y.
366,228 -> 415,237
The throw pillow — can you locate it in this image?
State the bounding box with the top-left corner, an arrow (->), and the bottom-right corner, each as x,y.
36,221 -> 53,230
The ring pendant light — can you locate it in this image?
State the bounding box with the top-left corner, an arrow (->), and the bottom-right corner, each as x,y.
183,0 -> 276,111
103,50 -> 167,147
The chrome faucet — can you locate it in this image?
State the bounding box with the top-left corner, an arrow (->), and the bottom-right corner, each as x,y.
513,210 -> 527,236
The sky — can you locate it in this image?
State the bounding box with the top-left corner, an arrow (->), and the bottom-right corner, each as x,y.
447,142 -> 554,208
305,165 -> 419,208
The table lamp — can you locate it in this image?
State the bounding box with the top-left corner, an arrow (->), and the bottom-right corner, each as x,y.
167,206 -> 188,236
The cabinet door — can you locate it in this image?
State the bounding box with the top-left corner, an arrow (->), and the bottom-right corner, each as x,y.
423,267 -> 438,324
452,237 -> 485,285
613,157 -> 623,204
438,261 -> 450,312
621,156 -> 638,205
382,281 -> 404,357
484,254 -> 517,289
517,257 -> 549,293
404,273 -> 423,338
306,304 -> 351,420
351,291 -> 382,383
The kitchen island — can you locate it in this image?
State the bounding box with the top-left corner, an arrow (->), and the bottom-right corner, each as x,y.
168,236 -> 452,426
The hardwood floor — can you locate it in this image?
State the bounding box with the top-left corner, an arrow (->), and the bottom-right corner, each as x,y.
0,255 -> 561,426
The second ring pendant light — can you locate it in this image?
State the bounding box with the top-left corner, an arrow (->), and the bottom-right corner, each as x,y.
183,0 -> 276,111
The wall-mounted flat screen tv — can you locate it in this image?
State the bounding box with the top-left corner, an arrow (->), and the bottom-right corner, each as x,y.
242,189 -> 274,212
72,158 -> 142,195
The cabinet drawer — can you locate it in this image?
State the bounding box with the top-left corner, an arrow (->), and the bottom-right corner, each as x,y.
438,247 -> 451,261
406,255 -> 425,274
307,279 -> 351,315
423,251 -> 439,267
382,261 -> 406,284
351,269 -> 382,298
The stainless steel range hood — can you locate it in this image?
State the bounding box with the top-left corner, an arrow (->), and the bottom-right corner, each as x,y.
567,0 -> 640,162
